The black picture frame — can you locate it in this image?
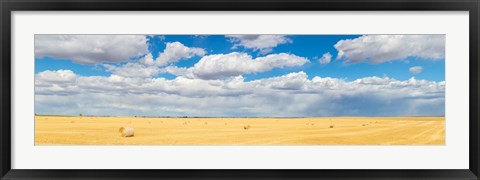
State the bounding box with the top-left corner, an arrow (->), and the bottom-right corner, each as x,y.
1,0 -> 479,179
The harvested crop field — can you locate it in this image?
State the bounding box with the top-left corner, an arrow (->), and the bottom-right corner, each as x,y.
35,116 -> 445,145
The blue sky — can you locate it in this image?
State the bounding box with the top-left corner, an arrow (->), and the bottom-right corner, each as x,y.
36,35 -> 445,82
34,35 -> 446,117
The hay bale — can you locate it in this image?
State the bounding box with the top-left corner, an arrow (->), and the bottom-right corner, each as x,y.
119,127 -> 134,137
243,125 -> 250,130
329,125 -> 334,128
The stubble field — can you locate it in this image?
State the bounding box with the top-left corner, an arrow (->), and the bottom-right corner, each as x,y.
35,116 -> 445,145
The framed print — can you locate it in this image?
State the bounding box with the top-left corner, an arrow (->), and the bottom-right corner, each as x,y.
1,0 -> 479,179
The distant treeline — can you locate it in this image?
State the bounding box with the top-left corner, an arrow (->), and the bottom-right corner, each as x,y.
34,114 -> 75,117
34,113 -> 445,118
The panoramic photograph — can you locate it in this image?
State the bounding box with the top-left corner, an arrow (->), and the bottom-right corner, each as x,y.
34,34 -> 445,145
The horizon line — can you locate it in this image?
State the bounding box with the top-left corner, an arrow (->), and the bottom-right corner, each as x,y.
34,114 -> 446,118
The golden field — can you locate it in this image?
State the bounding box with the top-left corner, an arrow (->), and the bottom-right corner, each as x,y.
35,116 -> 445,145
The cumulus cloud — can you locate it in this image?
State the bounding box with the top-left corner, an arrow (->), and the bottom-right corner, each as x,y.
35,70 -> 78,96
36,69 -> 76,83
160,66 -> 195,79
334,35 -> 445,64
318,52 -> 332,64
248,71 -> 308,90
138,53 -> 155,66
102,42 -> 205,78
103,63 -> 160,78
154,42 -> 206,66
35,70 -> 445,117
226,35 -> 292,54
128,49 -> 308,80
191,52 -> 309,79
35,35 -> 149,64
409,66 -> 423,74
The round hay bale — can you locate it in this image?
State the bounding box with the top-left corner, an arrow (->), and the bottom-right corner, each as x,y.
119,127 -> 134,137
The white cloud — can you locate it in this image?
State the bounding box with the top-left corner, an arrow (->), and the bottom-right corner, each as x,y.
154,42 -> 206,66
353,76 -> 395,85
248,71 -> 308,90
334,35 -> 445,64
226,35 -> 292,54
103,63 -> 160,78
35,70 -> 78,96
318,52 -> 332,64
138,53 -> 155,66
191,52 -> 309,79
409,66 -> 423,74
160,66 -> 195,79
35,35 -> 149,64
35,70 -> 445,117
36,69 -> 76,83
104,42 -> 205,78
